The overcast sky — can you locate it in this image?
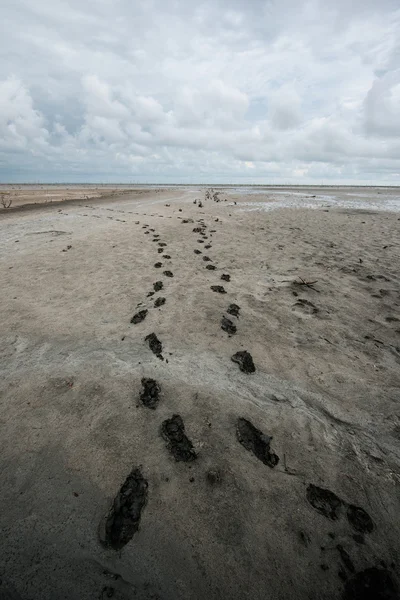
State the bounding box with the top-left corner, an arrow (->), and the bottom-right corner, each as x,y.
1,0 -> 400,184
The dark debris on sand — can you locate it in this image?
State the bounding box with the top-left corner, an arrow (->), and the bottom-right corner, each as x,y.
227,303 -> 240,317
211,285 -> 226,294
231,350 -> 255,373
140,378 -> 161,409
236,417 -> 279,468
221,316 -> 237,335
161,415 -> 197,462
145,333 -> 163,359
131,309 -> 148,324
102,467 -> 148,550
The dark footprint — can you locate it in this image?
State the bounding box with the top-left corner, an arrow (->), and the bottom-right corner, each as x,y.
231,350 -> 255,373
154,297 -> 166,307
205,244 -> 212,249
102,467 -> 148,550
147,291 -> 155,297
206,265 -> 216,270
343,567 -> 398,600
131,309 -> 148,324
154,281 -> 163,292
203,256 -> 212,262
193,227 -> 203,232
306,484 -> 343,520
163,271 -> 173,277
158,242 -> 167,247
144,231 -> 150,234
211,285 -> 226,293
227,303 -> 240,317
161,415 -> 197,462
221,274 -> 230,282
236,417 -> 279,468
194,249 -> 202,254
140,378 -> 161,409
145,333 -> 163,359
163,254 -> 171,259
157,248 -> 163,253
221,316 -> 236,335
294,299 -> 319,315
347,505 -> 374,533
154,262 -> 162,268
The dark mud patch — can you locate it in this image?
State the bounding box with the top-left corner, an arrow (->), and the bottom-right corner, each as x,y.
154,262 -> 162,268
163,270 -> 173,277
154,281 -> 163,292
221,316 -> 237,335
306,484 -> 343,520
131,309 -> 148,324
163,255 -> 171,259
154,297 -> 166,307
205,244 -> 212,249
157,248 -> 163,253
206,265 -> 216,270
158,242 -> 167,247
211,285 -> 226,293
227,303 -> 240,318
161,415 -> 197,462
102,467 -> 148,550
231,350 -> 255,373
236,417 -> 279,468
140,378 -> 161,409
145,333 -> 163,359
221,274 -> 230,282
347,505 -> 374,534
194,249 -> 202,254
203,256 -> 212,262
343,568 -> 398,600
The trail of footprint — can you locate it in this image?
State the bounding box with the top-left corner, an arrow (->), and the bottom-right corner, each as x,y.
161,415 -> 197,462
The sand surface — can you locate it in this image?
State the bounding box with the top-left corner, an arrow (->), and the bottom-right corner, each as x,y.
0,186 -> 399,599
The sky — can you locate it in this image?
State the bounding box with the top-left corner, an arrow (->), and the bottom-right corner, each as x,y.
1,0 -> 400,184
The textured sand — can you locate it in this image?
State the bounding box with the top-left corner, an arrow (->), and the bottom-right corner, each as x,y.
0,186 -> 399,600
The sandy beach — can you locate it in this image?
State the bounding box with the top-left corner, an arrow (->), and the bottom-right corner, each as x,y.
0,185 -> 399,600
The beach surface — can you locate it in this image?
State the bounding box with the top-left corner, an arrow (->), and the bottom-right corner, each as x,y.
0,185 -> 399,600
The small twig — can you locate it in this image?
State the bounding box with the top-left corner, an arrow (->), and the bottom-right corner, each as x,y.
294,277 -> 319,291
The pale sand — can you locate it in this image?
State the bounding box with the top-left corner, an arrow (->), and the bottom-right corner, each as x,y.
0,186 -> 399,599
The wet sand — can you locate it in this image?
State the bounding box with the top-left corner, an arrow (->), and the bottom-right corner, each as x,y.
0,186 -> 399,599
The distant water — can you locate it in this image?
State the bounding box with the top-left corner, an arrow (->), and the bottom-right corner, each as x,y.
229,188 -> 400,213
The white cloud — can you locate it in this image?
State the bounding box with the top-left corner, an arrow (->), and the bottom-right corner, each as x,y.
0,0 -> 400,182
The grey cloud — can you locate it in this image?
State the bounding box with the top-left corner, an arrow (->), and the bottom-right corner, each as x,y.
0,0 -> 400,182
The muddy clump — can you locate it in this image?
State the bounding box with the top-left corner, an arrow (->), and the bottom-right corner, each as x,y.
154,297 -> 166,307
347,505 -> 374,534
306,484 -> 343,520
203,256 -> 212,262
140,378 -> 161,409
194,249 -> 202,254
163,271 -> 173,277
154,281 -> 163,292
145,333 -> 163,359
231,350 -> 255,373
102,467 -> 148,550
227,303 -> 240,317
130,309 -> 148,324
161,415 -> 197,462
211,285 -> 226,294
206,265 -> 216,271
154,262 -> 162,268
221,274 -> 230,282
236,417 -> 279,468
221,316 -> 237,335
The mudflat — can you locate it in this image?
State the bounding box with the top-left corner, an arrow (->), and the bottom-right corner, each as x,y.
0,186 -> 399,600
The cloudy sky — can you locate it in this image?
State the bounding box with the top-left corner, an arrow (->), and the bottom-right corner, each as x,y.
1,0 -> 400,184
